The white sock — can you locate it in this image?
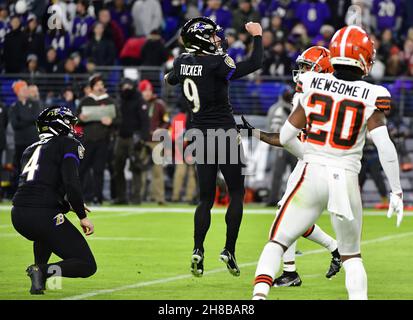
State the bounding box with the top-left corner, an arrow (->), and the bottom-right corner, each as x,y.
305,225 -> 338,252
253,242 -> 284,299
283,241 -> 297,272
343,258 -> 368,300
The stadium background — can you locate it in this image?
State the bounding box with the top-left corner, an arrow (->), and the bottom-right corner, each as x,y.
0,0 -> 412,206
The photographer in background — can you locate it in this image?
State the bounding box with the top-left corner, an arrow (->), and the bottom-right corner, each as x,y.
77,74 -> 117,205
113,78 -> 149,204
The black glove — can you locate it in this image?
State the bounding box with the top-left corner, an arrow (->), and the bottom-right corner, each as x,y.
237,115 -> 255,131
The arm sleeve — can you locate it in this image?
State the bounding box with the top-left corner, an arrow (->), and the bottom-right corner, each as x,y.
61,139 -> 86,219
369,125 -> 402,194
165,70 -> 179,86
280,120 -> 304,160
230,35 -> 263,80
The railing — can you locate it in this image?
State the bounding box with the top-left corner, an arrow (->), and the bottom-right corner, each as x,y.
2,68 -> 412,118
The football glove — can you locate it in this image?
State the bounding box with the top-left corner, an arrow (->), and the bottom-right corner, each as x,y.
387,192 -> 404,227
237,115 -> 255,131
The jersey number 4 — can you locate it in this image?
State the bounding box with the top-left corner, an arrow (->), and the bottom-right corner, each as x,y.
306,93 -> 365,150
183,78 -> 200,113
22,145 -> 41,181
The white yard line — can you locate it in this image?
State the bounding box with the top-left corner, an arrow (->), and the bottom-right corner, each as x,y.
61,231 -> 413,300
0,205 -> 412,218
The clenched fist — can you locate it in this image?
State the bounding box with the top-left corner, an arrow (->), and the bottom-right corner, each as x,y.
245,22 -> 262,36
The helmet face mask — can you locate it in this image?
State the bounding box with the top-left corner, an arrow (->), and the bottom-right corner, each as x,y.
181,17 -> 227,55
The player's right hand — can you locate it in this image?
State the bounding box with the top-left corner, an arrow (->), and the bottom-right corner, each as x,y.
387,192 -> 404,227
80,217 -> 94,236
245,22 -> 262,36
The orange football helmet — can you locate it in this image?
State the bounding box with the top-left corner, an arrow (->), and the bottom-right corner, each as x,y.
293,46 -> 334,82
329,26 -> 375,76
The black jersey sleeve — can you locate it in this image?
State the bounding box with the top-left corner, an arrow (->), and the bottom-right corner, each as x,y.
215,54 -> 237,80
230,35 -> 263,80
165,59 -> 180,86
61,137 -> 86,220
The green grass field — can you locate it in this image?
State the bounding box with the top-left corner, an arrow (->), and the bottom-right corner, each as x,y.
1,203 -> 412,300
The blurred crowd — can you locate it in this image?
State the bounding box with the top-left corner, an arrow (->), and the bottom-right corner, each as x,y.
0,0 -> 412,79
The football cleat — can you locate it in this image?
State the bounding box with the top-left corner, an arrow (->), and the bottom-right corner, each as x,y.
326,256 -> 342,279
191,249 -> 204,277
26,265 -> 45,295
219,249 -> 240,277
273,271 -> 302,287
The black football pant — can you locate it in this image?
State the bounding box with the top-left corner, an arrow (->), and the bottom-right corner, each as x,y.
79,139 -> 108,203
11,207 -> 96,278
193,133 -> 245,255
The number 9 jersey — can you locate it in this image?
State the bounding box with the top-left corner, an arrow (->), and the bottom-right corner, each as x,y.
296,71 -> 391,173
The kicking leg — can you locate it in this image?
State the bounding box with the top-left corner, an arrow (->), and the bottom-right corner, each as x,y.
273,240 -> 302,287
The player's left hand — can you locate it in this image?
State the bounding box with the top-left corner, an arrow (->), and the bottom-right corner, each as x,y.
387,192 -> 404,227
84,205 -> 91,214
237,115 -> 255,130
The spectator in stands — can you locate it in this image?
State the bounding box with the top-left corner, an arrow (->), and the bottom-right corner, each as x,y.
295,0 -> 331,37
71,0 -> 96,53
267,12 -> 288,43
8,80 -> 41,176
139,79 -> 169,205
372,0 -> 402,33
140,29 -> 168,66
226,28 -> 246,63
312,24 -> 335,47
262,41 -> 291,76
3,15 -> 27,73
45,25 -> 71,61
132,0 -> 163,36
386,47 -> 404,76
109,0 -> 133,39
265,87 -> 296,206
290,23 -> 311,51
70,51 -> 86,73
119,35 -> 146,65
78,74 -> 118,205
203,0 -> 232,30
24,54 -> 43,76
232,0 -> 260,34
82,59 -> 94,75
98,7 -> 125,53
25,14 -> 45,65
61,87 -> 77,114
85,22 -> 116,66
43,47 -> 59,73
369,34 -> 386,79
113,78 -> 149,204
402,39 -> 413,73
28,84 -> 41,102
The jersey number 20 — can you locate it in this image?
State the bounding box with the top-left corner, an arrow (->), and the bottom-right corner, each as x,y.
306,93 -> 365,150
183,78 -> 200,113
22,146 -> 41,181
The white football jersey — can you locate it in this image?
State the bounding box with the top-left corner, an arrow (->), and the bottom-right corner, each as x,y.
296,71 -> 391,173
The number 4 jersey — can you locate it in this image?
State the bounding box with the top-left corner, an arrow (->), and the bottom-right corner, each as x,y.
12,135 -> 85,212
296,71 -> 391,173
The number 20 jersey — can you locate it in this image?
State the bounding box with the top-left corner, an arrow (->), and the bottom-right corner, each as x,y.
296,71 -> 391,173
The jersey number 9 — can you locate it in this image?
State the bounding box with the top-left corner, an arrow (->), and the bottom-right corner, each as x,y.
183,78 -> 200,113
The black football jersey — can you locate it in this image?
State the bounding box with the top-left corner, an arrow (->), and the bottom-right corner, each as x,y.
169,53 -> 237,130
12,135 -> 85,209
